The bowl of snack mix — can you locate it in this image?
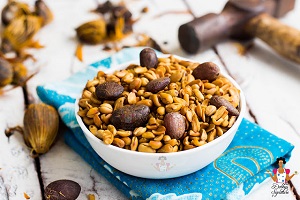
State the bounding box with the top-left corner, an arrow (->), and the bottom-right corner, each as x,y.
75,48 -> 246,179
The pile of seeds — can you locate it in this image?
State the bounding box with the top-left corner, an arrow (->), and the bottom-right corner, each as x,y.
78,48 -> 240,153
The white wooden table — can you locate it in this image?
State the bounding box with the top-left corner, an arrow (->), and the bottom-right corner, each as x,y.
1,0 -> 300,199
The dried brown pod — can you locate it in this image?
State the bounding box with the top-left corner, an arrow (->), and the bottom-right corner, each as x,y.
94,1 -> 113,14
23,103 -> 59,155
1,15 -> 42,53
75,19 -> 106,44
1,0 -> 31,26
94,1 -> 132,23
45,179 -> 81,200
0,57 -> 13,87
34,0 -> 53,26
11,62 -> 28,85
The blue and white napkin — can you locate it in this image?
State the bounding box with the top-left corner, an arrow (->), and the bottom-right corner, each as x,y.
37,47 -> 294,200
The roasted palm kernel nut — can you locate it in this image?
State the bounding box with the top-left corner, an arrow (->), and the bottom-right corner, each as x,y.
140,48 -> 158,69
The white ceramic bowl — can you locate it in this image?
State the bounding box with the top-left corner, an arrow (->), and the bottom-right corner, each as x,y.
75,56 -> 246,179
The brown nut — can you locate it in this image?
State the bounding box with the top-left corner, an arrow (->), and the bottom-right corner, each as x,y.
192,62 -> 220,82
157,144 -> 173,153
165,103 -> 182,113
44,179 -> 81,200
160,93 -> 173,104
138,143 -> 156,153
139,48 -> 158,69
99,103 -> 113,114
209,95 -> 239,116
164,112 -> 186,139
146,77 -> 170,93
95,82 -> 124,100
110,105 -> 150,131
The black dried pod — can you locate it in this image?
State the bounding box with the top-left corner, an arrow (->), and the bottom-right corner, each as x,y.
45,179 -> 81,200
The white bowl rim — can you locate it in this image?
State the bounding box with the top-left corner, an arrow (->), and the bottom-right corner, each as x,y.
75,55 -> 247,158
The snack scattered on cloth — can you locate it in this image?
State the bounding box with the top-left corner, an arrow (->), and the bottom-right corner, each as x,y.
37,47 -> 294,200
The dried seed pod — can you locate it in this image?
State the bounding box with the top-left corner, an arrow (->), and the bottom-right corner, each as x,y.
45,179 -> 81,200
12,62 -> 28,85
35,0 -> 53,26
94,1 -> 133,37
1,0 -> 31,26
23,103 -> 59,155
1,15 -> 42,53
0,58 -> 13,87
76,19 -> 106,44
112,5 -> 132,22
94,1 -> 113,14
140,48 -> 158,69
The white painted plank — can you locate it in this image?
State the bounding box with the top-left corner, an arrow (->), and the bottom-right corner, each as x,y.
24,0 -> 224,199
22,0 -> 128,199
0,89 -> 41,200
185,0 -> 226,18
2,0 -> 299,199
215,3 -> 300,197
40,136 -> 126,200
185,0 -> 300,198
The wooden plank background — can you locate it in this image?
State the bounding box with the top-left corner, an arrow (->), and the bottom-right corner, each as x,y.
0,0 -> 299,199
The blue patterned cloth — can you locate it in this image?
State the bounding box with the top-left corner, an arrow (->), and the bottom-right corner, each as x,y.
37,47 -> 294,200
